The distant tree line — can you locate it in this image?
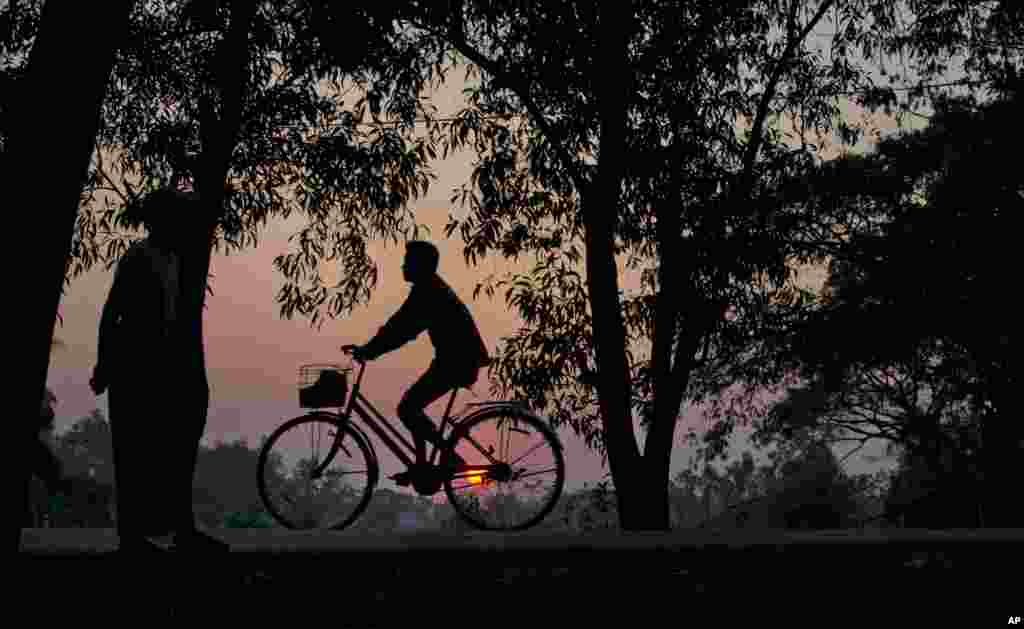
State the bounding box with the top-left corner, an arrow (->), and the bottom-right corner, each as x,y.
29,408 -> 963,532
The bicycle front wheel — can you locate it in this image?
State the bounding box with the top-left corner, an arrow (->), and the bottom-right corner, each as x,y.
257,414 -> 378,530
443,406 -> 565,531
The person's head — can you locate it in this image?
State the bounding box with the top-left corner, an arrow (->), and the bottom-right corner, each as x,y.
402,240 -> 439,283
123,188 -> 199,248
121,189 -> 174,240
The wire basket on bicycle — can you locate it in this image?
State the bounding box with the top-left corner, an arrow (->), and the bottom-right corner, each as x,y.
298,363 -> 350,409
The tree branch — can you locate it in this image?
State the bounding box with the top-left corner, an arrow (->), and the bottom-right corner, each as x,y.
403,12 -> 590,195
650,143 -> 686,411
837,438 -> 870,466
94,143 -> 139,209
737,0 -> 837,205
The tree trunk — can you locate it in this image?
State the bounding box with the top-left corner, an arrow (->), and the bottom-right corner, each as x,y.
638,140 -> 692,533
981,407 -> 1022,527
6,0 -> 133,553
170,1 -> 259,532
616,464 -> 672,531
583,2 -> 647,529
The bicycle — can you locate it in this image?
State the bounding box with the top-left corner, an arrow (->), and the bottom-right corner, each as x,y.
256,345 -> 565,532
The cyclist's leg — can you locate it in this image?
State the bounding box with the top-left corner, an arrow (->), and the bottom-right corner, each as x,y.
398,361 -> 457,463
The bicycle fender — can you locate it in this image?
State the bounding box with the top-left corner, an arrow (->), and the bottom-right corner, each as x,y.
462,399 -> 530,408
457,401 -> 526,424
455,405 -> 562,450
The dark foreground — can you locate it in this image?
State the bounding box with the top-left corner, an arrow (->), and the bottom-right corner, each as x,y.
15,528 -> 1024,625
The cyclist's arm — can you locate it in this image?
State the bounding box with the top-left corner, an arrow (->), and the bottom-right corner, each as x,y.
362,286 -> 427,359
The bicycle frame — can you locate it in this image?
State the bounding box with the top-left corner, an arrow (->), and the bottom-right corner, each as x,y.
262,355 -> 566,532
315,358 -> 500,478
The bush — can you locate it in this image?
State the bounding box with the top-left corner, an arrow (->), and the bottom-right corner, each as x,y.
222,510 -> 275,529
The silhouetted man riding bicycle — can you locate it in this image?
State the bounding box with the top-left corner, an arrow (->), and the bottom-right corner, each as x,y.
349,241 -> 489,486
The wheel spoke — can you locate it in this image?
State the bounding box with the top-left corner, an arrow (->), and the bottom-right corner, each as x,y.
509,439 -> 548,466
444,409 -> 564,531
456,433 -> 501,463
258,416 -> 376,531
510,467 -> 560,481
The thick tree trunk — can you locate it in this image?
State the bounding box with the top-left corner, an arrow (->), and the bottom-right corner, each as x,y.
7,0 -> 133,553
981,407 -> 1022,527
616,464 -> 672,531
583,3 -> 645,529
177,0 -> 259,524
632,347 -> 690,531
992,359 -> 1020,527
638,142 -> 690,533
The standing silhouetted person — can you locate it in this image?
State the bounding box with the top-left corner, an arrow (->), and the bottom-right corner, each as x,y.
90,189 -> 226,553
351,241 -> 489,485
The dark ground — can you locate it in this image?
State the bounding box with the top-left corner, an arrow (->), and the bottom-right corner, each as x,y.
14,528 -> 1023,625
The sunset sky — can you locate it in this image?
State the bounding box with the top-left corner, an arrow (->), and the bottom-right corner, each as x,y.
46,62 -> 923,493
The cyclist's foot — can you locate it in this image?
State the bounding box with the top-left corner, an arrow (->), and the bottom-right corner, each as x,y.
423,433 -> 466,469
391,451 -> 465,486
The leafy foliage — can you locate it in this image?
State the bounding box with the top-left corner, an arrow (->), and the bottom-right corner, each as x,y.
53,410 -> 115,486
848,0 -> 1024,113
408,2 -> 873,471
72,0 -> 449,326
192,437 -> 273,529
715,83 -> 1021,525
0,0 -> 44,150
676,431 -> 868,529
743,89 -> 1019,436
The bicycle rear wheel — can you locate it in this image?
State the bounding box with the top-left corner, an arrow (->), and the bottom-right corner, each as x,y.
257,413 -> 378,530
443,406 -> 565,531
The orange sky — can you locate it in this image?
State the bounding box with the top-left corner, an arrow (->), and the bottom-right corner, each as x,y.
48,64 -> 922,492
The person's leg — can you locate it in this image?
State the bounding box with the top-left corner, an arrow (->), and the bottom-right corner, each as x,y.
398,362 -> 456,464
109,382 -> 173,549
172,374 -> 227,551
172,377 -> 205,535
109,384 -> 139,539
174,423 -> 203,535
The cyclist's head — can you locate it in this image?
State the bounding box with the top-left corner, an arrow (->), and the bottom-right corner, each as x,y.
403,240 -> 439,282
